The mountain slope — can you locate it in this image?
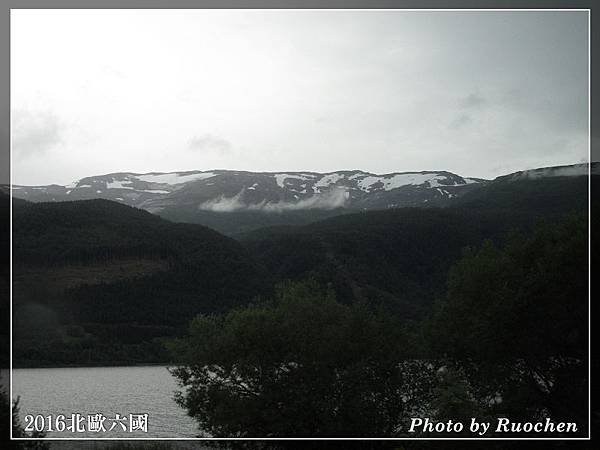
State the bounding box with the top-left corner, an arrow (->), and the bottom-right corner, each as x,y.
11,163 -> 594,236
11,169 -> 485,234
455,165 -> 592,217
12,169 -> 483,210
240,167 -> 594,318
12,199 -> 268,366
240,208 -> 512,319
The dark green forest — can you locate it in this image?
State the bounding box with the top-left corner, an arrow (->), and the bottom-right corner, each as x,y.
2,172 -> 595,437
11,199 -> 268,366
169,214 -> 589,437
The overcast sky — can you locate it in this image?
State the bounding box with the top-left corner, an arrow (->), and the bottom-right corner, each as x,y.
11,9 -> 588,185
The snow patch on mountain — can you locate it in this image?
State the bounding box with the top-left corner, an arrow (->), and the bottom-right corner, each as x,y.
136,172 -> 215,185
315,173 -> 345,189
273,173 -> 314,189
141,189 -> 170,194
107,179 -> 135,190
355,173 -> 450,192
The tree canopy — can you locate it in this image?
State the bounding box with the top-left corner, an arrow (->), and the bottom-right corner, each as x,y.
170,213 -> 589,437
168,281 -> 434,437
429,214 -> 588,429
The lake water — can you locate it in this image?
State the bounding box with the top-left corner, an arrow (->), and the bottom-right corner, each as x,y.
8,366 -> 200,439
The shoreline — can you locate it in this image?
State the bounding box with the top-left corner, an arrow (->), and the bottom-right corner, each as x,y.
7,362 -> 180,370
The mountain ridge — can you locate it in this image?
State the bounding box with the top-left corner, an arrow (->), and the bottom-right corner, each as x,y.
8,162 -> 594,235
10,168 -> 486,211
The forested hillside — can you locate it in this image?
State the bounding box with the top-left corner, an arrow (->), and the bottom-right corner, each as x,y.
455,174 -> 590,217
11,199 -> 268,366
171,214 -> 591,437
241,208 -> 511,319
239,173 -> 594,319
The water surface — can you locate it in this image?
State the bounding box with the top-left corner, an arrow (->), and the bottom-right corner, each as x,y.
10,366 -> 199,438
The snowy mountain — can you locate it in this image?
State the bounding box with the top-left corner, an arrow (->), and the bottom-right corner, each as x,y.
11,169 -> 485,214
7,162 -> 595,235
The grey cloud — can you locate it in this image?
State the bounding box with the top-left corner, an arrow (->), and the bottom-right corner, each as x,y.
188,134 -> 232,155
10,11 -> 589,184
449,113 -> 472,129
460,93 -> 486,109
448,93 -> 485,129
514,163 -> 591,180
13,110 -> 62,158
